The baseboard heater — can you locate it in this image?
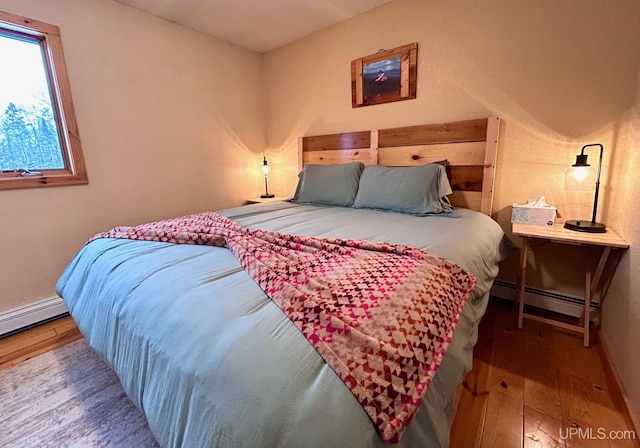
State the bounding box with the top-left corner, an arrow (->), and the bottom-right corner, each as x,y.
490,279 -> 597,319
0,296 -> 69,338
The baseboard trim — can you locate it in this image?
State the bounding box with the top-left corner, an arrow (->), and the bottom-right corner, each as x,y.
491,280 -> 594,319
0,296 -> 68,338
596,329 -> 640,436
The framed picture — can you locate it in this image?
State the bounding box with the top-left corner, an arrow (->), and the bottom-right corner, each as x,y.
351,42 -> 418,108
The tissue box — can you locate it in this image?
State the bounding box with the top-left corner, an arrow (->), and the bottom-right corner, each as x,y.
511,204 -> 557,226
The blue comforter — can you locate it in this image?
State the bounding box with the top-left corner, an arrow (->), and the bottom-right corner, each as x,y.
56,202 -> 506,447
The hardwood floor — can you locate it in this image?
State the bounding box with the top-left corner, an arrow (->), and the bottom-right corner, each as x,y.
0,315 -> 82,371
451,298 -> 638,448
0,301 -> 637,447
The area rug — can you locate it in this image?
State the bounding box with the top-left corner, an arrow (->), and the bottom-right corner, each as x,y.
0,339 -> 159,448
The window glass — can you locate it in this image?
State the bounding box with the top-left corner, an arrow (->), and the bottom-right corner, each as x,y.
0,32 -> 65,171
0,10 -> 88,190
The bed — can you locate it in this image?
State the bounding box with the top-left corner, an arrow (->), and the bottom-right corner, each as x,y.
57,117 -> 506,447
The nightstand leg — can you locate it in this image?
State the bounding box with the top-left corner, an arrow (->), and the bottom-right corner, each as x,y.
583,247 -> 613,347
584,265 -> 591,347
517,237 -> 529,329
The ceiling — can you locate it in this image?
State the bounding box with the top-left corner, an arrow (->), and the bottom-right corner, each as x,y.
113,0 -> 392,53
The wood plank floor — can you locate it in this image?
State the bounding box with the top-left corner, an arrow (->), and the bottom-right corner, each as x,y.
0,315 -> 82,371
451,298 -> 638,448
0,300 -> 637,447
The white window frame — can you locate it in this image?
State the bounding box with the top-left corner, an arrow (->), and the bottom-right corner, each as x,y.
0,10 -> 87,190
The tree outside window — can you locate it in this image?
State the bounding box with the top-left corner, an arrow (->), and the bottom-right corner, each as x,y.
0,10 -> 87,190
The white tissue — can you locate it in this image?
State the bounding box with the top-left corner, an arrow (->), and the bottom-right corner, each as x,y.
522,196 -> 554,208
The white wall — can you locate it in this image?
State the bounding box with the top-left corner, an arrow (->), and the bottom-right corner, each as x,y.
0,0 -> 266,312
601,68 -> 640,428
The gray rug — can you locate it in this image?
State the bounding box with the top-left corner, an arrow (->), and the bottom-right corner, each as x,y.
0,338 -> 160,448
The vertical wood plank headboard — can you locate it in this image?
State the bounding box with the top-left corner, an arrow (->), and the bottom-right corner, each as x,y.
298,116 -> 501,216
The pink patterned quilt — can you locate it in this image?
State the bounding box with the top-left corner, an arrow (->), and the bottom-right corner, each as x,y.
89,211 -> 476,442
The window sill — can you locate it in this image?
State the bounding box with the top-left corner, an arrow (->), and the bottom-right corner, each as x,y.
0,173 -> 88,190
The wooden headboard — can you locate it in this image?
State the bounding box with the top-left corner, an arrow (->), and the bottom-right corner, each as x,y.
297,117 -> 501,216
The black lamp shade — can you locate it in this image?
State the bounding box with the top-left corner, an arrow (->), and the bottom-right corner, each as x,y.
573,154 -> 589,167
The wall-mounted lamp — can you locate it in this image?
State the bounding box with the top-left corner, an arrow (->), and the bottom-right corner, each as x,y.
563,143 -> 606,233
261,155 -> 274,199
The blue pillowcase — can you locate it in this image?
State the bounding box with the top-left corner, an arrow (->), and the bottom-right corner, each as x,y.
290,162 -> 456,217
290,162 -> 365,207
354,164 -> 457,217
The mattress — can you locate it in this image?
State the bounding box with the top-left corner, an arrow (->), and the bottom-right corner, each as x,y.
56,201 -> 507,447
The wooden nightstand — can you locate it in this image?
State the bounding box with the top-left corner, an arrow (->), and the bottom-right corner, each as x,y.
245,196 -> 288,204
512,222 -> 629,347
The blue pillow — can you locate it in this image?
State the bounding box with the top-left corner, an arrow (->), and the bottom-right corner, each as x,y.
290,162 -> 365,207
354,164 -> 457,216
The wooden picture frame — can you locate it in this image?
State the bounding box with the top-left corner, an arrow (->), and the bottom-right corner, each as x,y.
351,42 -> 418,108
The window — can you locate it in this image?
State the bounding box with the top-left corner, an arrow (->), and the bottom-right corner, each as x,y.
0,10 -> 87,190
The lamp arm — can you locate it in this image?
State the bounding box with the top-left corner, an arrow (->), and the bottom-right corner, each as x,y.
592,179 -> 600,224
580,143 -> 604,224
